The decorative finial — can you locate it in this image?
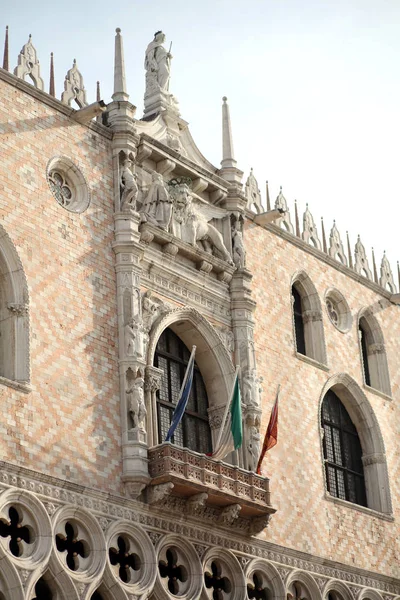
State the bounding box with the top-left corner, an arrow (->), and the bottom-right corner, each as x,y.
294,200 -> 300,237
266,180 -> 271,211
372,247 -> 378,283
321,217 -> 327,253
221,95 -> 237,170
49,52 -> 55,97
2,25 -> 9,71
112,26 -> 129,102
346,232 -> 353,268
14,34 -> 44,90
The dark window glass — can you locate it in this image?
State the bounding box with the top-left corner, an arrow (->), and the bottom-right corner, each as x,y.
155,328 -> 212,454
292,285 -> 306,355
359,320 -> 371,386
322,390 -> 367,507
33,578 -> 53,600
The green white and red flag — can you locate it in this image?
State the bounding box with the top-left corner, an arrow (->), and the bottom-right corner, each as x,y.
256,384 -> 280,475
212,368 -> 242,461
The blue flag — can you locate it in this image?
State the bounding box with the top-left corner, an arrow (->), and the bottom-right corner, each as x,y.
165,348 -> 195,442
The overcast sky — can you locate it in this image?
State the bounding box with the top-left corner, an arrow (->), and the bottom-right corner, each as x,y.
4,0 -> 400,285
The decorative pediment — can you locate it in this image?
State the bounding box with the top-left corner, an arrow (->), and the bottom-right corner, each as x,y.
302,204 -> 321,248
354,236 -> 372,280
61,59 -> 88,108
14,35 -> 44,90
329,221 -> 347,265
379,252 -> 396,292
245,169 -> 262,213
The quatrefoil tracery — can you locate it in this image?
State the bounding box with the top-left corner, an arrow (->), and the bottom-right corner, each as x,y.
56,521 -> 89,571
205,560 -> 232,600
0,506 -> 33,557
159,547 -> 188,595
248,572 -> 270,600
109,534 -> 141,583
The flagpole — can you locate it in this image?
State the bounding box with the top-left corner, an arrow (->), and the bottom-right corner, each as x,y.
177,345 -> 196,399
214,365 -> 240,452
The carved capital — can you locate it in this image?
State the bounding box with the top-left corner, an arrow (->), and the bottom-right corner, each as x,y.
7,303 -> 28,316
249,514 -> 271,535
218,503 -> 241,526
145,366 -> 163,393
302,309 -> 322,324
147,482 -> 174,505
362,453 -> 385,467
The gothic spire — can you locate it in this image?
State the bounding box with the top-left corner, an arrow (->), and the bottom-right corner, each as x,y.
321,217 -> 327,253
266,181 -> 271,211
372,248 -> 378,283
221,96 -> 236,169
346,232 -> 353,268
96,80 -> 101,102
112,27 -> 129,102
49,52 -> 55,97
2,25 -> 9,71
294,200 -> 300,237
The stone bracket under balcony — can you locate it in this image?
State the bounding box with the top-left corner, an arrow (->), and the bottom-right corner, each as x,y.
146,443 -> 276,535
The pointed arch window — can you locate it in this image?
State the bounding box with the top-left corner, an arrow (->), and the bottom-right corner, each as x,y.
321,390 -> 367,507
358,312 -> 391,396
291,273 -> 327,365
155,328 -> 212,454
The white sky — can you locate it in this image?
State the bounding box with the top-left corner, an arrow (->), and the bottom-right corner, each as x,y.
4,0 -> 400,283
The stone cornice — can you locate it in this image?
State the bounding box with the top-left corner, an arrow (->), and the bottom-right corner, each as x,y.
0,68 -> 112,139
247,217 -> 393,301
0,460 -> 398,594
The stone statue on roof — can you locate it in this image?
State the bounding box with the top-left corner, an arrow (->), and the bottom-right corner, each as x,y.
144,30 -> 172,93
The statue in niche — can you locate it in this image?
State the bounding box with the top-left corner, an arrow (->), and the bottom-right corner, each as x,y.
232,219 -> 246,268
124,317 -> 145,358
127,377 -> 147,430
141,172 -> 173,231
242,369 -> 263,407
168,180 -> 234,264
247,425 -> 261,472
144,31 -> 172,93
120,159 -> 138,213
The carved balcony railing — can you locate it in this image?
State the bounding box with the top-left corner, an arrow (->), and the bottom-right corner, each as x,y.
147,443 -> 276,525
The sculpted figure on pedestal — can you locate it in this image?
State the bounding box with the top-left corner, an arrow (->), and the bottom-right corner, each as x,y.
242,369 -> 262,408
141,172 -> 173,231
232,219 -> 246,268
120,159 -> 138,213
124,317 -> 145,358
168,181 -> 233,264
127,377 -> 147,430
247,425 -> 261,472
144,31 -> 172,93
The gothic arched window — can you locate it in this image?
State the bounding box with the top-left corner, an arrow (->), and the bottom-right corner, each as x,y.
155,328 -> 212,454
292,285 -> 306,355
291,272 -> 327,365
358,311 -> 391,396
321,390 -> 367,507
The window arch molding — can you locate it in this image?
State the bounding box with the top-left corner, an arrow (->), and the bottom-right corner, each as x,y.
26,568 -> 78,600
358,590 -> 384,600
318,373 -> 392,514
322,580 -> 353,600
357,307 -> 391,397
0,554 -> 24,600
290,270 -> 327,365
286,570 -> 322,600
244,558 -> 286,600
0,223 -> 30,383
146,306 -> 235,450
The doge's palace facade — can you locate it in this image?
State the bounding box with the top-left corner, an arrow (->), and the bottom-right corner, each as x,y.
0,25 -> 398,600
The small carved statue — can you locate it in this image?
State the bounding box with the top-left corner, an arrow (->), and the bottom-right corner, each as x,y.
144,31 -> 172,93
242,369 -> 263,407
124,317 -> 145,358
127,377 -> 147,430
120,159 -> 138,213
247,425 -> 261,472
232,219 -> 246,268
141,172 -> 173,231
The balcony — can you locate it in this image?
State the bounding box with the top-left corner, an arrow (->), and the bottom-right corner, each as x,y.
147,443 -> 276,533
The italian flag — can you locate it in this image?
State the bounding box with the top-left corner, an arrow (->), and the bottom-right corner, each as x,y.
212,371 -> 242,461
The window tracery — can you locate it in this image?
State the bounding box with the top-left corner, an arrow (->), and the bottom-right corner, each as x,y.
154,328 -> 212,453
358,311 -> 391,397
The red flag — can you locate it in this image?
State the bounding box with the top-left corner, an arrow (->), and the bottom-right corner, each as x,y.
256,385 -> 280,475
